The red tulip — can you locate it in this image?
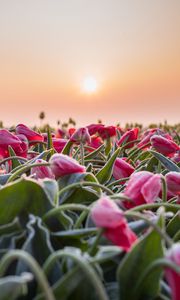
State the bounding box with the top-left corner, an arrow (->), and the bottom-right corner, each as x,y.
15,134 -> 28,158
138,129 -> 173,150
70,127 -> 91,144
0,129 -> 23,158
88,136 -> 103,150
87,124 -> 104,136
49,153 -> 85,178
56,128 -> 66,138
31,159 -> 55,179
91,196 -> 137,251
52,138 -> 68,153
124,171 -> 162,207
113,158 -> 135,183
98,126 -> 116,139
165,172 -> 180,197
118,128 -> 139,149
150,135 -> 179,157
16,124 -> 43,143
165,244 -> 180,300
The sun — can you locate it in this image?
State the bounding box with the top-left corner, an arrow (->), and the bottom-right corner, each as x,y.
82,76 -> 97,93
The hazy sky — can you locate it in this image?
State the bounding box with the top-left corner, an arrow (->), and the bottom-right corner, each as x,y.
0,0 -> 180,126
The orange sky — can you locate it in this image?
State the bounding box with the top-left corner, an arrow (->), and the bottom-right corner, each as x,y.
0,0 -> 180,126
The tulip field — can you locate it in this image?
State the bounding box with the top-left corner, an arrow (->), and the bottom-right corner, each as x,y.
0,123 -> 179,300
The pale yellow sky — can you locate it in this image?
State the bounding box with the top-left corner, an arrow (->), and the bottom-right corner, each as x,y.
0,0 -> 180,126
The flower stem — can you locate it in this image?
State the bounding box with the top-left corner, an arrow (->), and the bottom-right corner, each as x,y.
0,250 -> 55,300
43,250 -> 109,300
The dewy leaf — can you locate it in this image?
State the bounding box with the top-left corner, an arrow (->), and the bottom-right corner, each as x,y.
16,215 -> 61,284
0,274 -> 31,300
166,212 -> 180,238
58,172 -> 100,204
149,150 -> 180,172
0,177 -> 53,225
96,148 -> 120,184
117,215 -> 164,300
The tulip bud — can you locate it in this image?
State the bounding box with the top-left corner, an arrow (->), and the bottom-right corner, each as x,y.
124,171 -> 161,207
31,159 -> 55,179
113,158 -> 135,182
49,153 -> 85,178
87,124 -> 104,136
0,129 -> 23,158
165,172 -> 180,196
118,128 -> 139,149
16,124 -> 43,143
150,135 -> 179,156
91,196 -> 137,251
165,243 -> 180,300
98,126 -> 116,139
52,138 -> 68,153
70,127 -> 91,144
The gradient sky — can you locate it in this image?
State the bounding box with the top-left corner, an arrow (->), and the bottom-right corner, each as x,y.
0,0 -> 180,127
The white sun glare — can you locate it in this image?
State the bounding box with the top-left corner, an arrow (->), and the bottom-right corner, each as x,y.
82,76 -> 97,93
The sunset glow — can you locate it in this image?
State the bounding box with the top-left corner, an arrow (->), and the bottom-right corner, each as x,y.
82,77 -> 98,93
0,1 -> 179,126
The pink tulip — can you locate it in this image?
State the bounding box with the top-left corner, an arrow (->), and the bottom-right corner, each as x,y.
49,153 -> 85,178
88,136 -> 103,150
16,124 -> 43,143
118,128 -> 139,149
165,244 -> 180,300
52,138 -> 68,153
70,127 -> 91,144
0,129 -> 23,158
91,196 -> 137,251
113,158 -> 135,182
31,159 -> 55,179
98,126 -> 116,139
165,172 -> 180,196
87,124 -> 105,136
150,135 -> 179,157
124,171 -> 162,207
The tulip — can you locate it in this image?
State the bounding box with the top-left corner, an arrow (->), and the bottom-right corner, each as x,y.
124,171 -> 162,207
52,138 -> 68,153
0,129 -> 23,158
16,124 -> 43,143
165,172 -> 180,196
56,128 -> 66,138
31,159 -> 55,179
98,126 -> 116,139
70,127 -> 91,144
49,153 -> 85,178
165,243 -> 180,300
118,128 -> 139,149
138,129 -> 173,150
150,135 -> 179,157
15,134 -> 28,158
113,158 -> 135,183
87,124 -> 104,136
88,136 -> 103,150
91,196 -> 137,251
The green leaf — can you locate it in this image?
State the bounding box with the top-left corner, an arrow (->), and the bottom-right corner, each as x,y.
149,150 -> 180,172
166,212 -> 180,238
84,144 -> 105,160
58,173 -> 100,204
0,274 -> 31,300
117,216 -> 164,300
96,148 -> 121,184
16,215 -> 61,284
62,140 -> 73,155
0,177 -> 53,225
41,179 -> 59,204
8,146 -> 22,169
